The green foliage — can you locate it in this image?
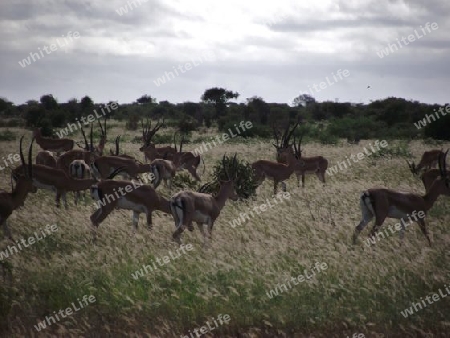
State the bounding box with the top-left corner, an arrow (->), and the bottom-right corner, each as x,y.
0,130 -> 16,141
203,156 -> 258,199
172,172 -> 198,189
370,140 -> 412,159
126,113 -> 140,131
424,113 -> 450,140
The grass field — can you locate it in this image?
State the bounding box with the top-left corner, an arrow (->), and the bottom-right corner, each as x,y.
0,124 -> 449,337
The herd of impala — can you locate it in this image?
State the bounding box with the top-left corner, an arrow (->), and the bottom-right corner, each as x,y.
0,118 -> 449,248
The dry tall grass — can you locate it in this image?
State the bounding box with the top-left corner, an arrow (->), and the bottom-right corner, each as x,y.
0,125 -> 449,337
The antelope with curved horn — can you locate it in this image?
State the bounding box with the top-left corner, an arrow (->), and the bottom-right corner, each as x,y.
353,150 -> 450,246
139,118 -> 177,162
90,176 -> 171,239
170,154 -> 239,246
0,136 -> 36,239
56,124 -> 97,174
13,154 -> 101,209
252,131 -> 300,194
407,149 -> 445,175
287,135 -> 328,187
32,128 -> 74,155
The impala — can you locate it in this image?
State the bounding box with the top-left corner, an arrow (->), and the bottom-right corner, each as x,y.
150,158 -> 177,189
353,150 -> 450,246
91,155 -> 155,181
139,118 -> 177,162
171,132 -> 204,181
284,136 -> 328,187
170,155 -> 238,246
33,128 -> 74,154
252,144 -> 300,194
0,136 -> 36,239
419,168 -> 450,192
13,160 -> 99,209
274,122 -> 328,187
56,125 -> 98,174
90,178 -> 171,239
36,151 -> 57,168
69,159 -> 91,205
272,122 -> 298,164
407,149 -> 445,175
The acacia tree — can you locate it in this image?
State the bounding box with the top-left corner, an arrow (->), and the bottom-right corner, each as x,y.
201,87 -> 239,119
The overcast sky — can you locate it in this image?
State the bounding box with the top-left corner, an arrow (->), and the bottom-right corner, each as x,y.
1,0 -> 449,106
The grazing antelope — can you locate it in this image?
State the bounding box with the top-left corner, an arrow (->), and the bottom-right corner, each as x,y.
353,150 -> 450,246
0,136 -> 36,239
33,128 -> 74,154
252,145 -> 300,194
90,178 -> 171,239
69,159 -> 91,205
35,151 -> 57,168
139,119 -> 176,162
407,149 -> 445,175
170,155 -> 238,246
91,155 -> 155,181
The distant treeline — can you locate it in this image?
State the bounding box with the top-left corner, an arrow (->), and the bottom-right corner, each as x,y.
0,88 -> 449,142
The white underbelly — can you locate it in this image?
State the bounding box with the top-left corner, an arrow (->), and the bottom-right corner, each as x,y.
117,198 -> 147,213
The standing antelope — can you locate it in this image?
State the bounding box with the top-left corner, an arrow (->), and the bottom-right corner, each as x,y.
407,149 -> 445,175
13,161 -> 99,209
170,155 -> 238,246
353,150 -> 450,246
252,145 -> 299,194
33,128 -> 74,154
139,118 -> 176,162
419,168 -> 450,192
273,122 -> 327,187
150,159 -> 177,190
285,136 -> 328,187
69,160 -> 91,205
90,179 -> 171,239
171,132 -> 204,181
0,136 -> 36,239
36,151 -> 57,168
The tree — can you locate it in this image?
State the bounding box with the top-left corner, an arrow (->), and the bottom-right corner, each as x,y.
201,87 -> 239,119
292,94 -> 316,107
40,94 -> 58,110
136,94 -> 155,104
80,95 -> 94,111
246,96 -> 270,125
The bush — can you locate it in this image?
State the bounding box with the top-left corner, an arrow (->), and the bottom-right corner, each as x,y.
202,155 -> 259,199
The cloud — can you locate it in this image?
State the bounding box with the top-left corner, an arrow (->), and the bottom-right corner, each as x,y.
0,0 -> 449,105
